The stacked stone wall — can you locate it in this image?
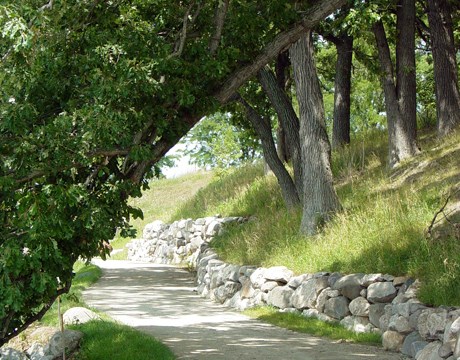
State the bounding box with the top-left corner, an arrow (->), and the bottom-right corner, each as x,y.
128,219 -> 460,360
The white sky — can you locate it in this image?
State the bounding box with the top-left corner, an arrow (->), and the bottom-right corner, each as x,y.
161,143 -> 200,178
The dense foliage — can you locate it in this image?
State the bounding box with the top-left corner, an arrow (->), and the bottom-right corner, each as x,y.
1,0 -> 458,345
0,0 -> 344,344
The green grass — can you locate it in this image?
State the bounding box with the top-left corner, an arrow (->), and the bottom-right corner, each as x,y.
110,171 -> 213,257
40,261 -> 102,326
73,320 -> 175,360
120,128 -> 460,306
244,306 -> 381,344
40,262 -> 176,360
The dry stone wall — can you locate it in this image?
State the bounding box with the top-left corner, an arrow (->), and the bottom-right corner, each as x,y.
128,218 -> 460,360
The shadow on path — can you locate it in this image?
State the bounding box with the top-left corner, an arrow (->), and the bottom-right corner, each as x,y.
83,260 -> 404,360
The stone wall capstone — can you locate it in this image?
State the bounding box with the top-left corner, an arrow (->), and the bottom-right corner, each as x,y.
128,218 -> 460,360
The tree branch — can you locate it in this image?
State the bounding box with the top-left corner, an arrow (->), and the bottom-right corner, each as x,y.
209,0 -> 231,55
169,2 -> 195,58
0,281 -> 71,347
427,189 -> 460,237
214,0 -> 347,104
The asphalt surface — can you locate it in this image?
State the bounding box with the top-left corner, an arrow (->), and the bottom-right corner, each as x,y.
83,260 -> 405,360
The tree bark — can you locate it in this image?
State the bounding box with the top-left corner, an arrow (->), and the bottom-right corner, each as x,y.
427,0 -> 460,136
372,5 -> 419,168
395,0 -> 419,156
238,96 -> 300,210
290,31 -> 341,235
331,34 -> 353,148
258,67 -> 303,197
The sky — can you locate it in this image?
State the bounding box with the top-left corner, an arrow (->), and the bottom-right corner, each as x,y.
161,143 -> 200,178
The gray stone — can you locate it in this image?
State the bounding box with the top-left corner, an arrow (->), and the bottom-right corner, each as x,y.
250,268 -> 267,289
261,281 -> 280,293
439,342 -> 454,358
44,330 -> 83,359
401,332 -> 423,357
316,287 -> 339,313
367,282 -> 398,303
393,276 -> 411,287
63,307 -> 101,325
287,274 -> 312,289
27,343 -> 54,360
302,309 -> 337,323
206,220 -> 222,237
445,316 -> 460,344
324,296 -> 350,320
382,330 -> 405,352
327,272 -> 342,288
349,297 -> 370,316
267,286 -> 294,309
143,220 -> 166,239
361,273 -> 384,287
389,314 -> 413,334
214,281 -> 242,303
369,303 -> 387,328
332,273 -> 365,290
210,267 -> 225,289
340,285 -> 363,300
0,348 -> 28,360
454,335 -> 460,359
263,266 -> 293,283
418,308 -> 449,341
292,277 -> 329,310
340,315 -> 372,333
415,341 -> 443,360
222,264 -> 241,282
240,278 -> 255,299
279,308 -> 299,314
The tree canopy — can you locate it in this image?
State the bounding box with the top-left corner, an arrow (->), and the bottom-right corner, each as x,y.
1,0 -> 459,345
0,0 -> 347,344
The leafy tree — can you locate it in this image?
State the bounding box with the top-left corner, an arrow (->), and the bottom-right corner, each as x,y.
0,0 -> 346,344
181,112 -> 261,169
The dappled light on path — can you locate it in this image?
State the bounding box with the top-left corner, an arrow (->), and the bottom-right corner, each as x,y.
84,260 -> 403,360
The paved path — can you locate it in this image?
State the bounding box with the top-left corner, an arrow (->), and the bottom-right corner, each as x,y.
83,260 -> 405,360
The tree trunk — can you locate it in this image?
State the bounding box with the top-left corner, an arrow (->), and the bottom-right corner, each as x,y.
332,35 -> 353,149
275,51 -> 291,163
427,0 -> 460,136
395,0 -> 419,156
372,8 -> 419,168
258,67 -> 303,197
276,126 -> 289,163
290,31 -> 341,235
238,96 -> 300,210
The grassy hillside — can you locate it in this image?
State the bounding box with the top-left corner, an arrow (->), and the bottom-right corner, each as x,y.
119,129 -> 460,306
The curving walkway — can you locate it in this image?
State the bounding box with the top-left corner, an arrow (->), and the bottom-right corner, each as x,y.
83,260 -> 405,360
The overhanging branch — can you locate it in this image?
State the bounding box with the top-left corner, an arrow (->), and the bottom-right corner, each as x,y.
214,0 -> 347,104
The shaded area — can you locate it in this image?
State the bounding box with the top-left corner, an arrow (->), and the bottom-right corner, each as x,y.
83,260 -> 404,360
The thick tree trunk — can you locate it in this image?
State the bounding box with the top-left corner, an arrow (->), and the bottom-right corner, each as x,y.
427,0 -> 460,136
238,96 -> 300,210
275,51 -> 291,163
276,126 -> 289,163
395,0 -> 419,155
332,35 -> 353,149
258,67 -> 302,197
290,32 -> 341,235
373,9 -> 419,168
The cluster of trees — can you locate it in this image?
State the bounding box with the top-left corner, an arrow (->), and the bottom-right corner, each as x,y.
0,0 -> 458,345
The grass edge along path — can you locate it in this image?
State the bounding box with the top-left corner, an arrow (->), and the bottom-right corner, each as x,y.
244,306 -> 382,345
41,261 -> 176,360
